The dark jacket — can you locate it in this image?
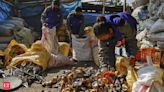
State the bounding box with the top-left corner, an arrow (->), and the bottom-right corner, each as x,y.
105,12 -> 138,31
67,12 -> 84,35
41,6 -> 63,29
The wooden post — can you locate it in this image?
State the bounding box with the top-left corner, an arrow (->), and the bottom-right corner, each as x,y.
123,0 -> 126,12
102,0 -> 106,14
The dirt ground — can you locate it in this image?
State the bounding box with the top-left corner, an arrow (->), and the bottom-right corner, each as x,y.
10,61 -> 98,92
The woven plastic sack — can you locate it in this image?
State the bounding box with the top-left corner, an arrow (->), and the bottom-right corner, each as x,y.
132,0 -> 149,9
157,41 -> 164,49
41,26 -> 59,55
149,19 -> 164,34
72,34 -> 92,61
157,4 -> 164,19
14,27 -> 34,47
136,28 -> 148,41
148,0 -> 161,16
85,26 -> 99,65
147,32 -> 164,41
0,23 -> 14,37
143,19 -> 155,30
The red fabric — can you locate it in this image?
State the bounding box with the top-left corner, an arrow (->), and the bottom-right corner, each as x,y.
116,38 -> 125,47
139,85 -> 149,92
102,71 -> 115,84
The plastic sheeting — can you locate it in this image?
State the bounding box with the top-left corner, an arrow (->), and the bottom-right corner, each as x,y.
83,13 -> 105,26
61,0 -> 82,18
0,1 -> 13,22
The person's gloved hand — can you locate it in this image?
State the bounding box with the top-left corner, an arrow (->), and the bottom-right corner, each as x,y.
116,38 -> 125,47
128,55 -> 136,67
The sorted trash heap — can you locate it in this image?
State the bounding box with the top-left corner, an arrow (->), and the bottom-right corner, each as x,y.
42,67 -> 128,92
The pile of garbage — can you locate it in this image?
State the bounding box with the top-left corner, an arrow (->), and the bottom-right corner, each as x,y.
133,0 -> 164,49
1,62 -> 44,88
42,67 -> 129,92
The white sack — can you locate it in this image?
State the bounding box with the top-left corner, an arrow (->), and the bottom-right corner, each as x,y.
72,34 -> 92,61
147,32 -> 164,41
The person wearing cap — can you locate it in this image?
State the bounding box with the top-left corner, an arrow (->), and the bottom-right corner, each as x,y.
93,12 -> 138,70
41,0 -> 63,54
67,6 -> 84,37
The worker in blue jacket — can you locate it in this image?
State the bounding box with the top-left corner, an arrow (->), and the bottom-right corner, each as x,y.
41,0 -> 63,30
41,0 -> 63,54
67,7 -> 84,37
93,12 -> 138,70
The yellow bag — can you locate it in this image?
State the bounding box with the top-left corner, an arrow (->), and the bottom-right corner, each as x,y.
116,56 -> 130,75
59,42 -> 70,56
7,41 -> 50,70
126,67 -> 137,92
4,40 -> 28,65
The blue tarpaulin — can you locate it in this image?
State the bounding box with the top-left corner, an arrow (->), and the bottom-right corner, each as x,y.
0,1 -> 13,22
18,4 -> 44,17
83,13 -> 105,26
17,3 -> 44,31
61,0 -> 82,18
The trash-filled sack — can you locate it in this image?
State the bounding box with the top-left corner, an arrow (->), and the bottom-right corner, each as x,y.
143,19 -> 155,30
5,17 -> 25,31
4,40 -> 28,65
6,41 -> 50,70
157,41 -> 164,49
132,0 -> 149,9
147,32 -> 164,42
41,26 -> 59,55
48,53 -> 75,68
132,65 -> 163,92
0,23 -> 15,37
136,28 -> 148,41
14,27 -> 34,47
148,0 -> 161,17
132,6 -> 149,21
157,3 -> 164,19
140,38 -> 155,48
72,34 -> 92,61
149,19 -> 164,34
85,26 -> 99,65
59,42 -> 70,57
